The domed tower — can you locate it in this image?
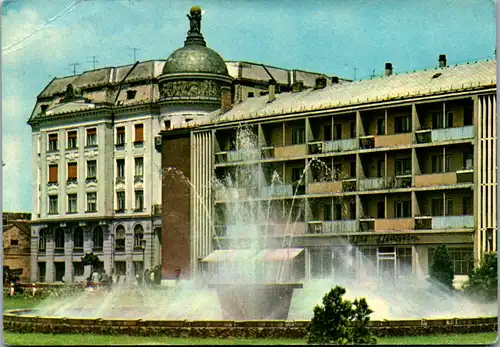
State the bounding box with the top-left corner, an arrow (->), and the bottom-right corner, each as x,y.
158,6 -> 233,110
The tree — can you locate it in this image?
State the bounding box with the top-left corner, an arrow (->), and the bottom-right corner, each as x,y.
81,252 -> 100,274
463,252 -> 497,302
429,244 -> 454,290
306,285 -> 377,345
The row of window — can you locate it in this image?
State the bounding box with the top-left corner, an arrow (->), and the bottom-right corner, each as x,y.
322,197 -> 472,220
38,224 -> 145,252
252,111 -> 472,146
309,246 -> 474,277
45,124 -> 144,152
47,158 -> 144,183
47,190 -> 145,214
37,259 -> 142,280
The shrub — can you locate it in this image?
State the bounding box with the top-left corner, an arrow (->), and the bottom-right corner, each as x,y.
429,244 -> 454,290
463,252 -> 497,302
306,285 -> 376,345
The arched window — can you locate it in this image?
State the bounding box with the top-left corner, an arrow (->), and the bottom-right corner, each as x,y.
115,225 -> 125,251
38,228 -> 47,252
55,227 -> 65,251
73,227 -> 83,249
92,226 -> 103,251
133,224 -> 144,248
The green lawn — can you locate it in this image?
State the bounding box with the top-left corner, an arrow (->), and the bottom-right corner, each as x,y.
3,332 -> 498,345
3,296 -> 46,311
2,296 -> 498,345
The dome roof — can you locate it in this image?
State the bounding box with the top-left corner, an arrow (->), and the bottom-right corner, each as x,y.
162,44 -> 228,75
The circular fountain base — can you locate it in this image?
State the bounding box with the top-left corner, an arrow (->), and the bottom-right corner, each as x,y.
209,283 -> 303,320
4,309 -> 497,338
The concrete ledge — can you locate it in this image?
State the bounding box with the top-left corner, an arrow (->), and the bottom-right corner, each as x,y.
3,310 -> 498,338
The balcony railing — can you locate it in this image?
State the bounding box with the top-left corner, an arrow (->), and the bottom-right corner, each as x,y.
414,172 -> 457,187
274,144 -> 308,158
308,220 -> 358,234
374,218 -> 413,231
375,133 -> 413,148
431,126 -> 474,142
153,204 -> 162,216
359,177 -> 393,191
432,215 -> 474,229
221,223 -> 307,237
322,139 -> 358,153
308,181 -> 343,194
227,149 -> 261,162
260,184 -> 294,197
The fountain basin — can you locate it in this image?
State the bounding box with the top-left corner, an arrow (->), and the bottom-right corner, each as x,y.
209,283 -> 303,320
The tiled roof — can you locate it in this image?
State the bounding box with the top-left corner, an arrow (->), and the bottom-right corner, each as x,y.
202,59 -> 496,125
38,61 -> 162,99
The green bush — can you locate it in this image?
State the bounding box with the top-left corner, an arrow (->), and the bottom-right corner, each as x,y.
429,244 -> 454,290
306,285 -> 377,345
463,252 -> 497,302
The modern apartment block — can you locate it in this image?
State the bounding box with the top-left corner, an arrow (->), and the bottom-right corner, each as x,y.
160,56 -> 497,285
27,7 -> 333,283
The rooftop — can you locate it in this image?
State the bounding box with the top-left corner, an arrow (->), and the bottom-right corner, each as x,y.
180,59 -> 496,129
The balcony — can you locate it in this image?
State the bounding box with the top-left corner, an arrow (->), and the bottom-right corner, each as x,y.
274,144 -> 308,159
432,215 -> 474,229
268,223 -> 307,236
374,218 -> 413,231
432,126 -> 474,142
414,172 -> 458,187
359,177 -> 393,191
227,149 -> 261,162
322,139 -> 358,153
215,188 -> 256,201
222,223 -> 307,237
260,184 -> 294,198
417,126 -> 474,143
308,181 -> 343,194
308,220 -> 358,234
375,133 -> 413,148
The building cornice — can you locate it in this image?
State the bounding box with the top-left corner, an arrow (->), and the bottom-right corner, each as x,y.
28,107 -> 113,127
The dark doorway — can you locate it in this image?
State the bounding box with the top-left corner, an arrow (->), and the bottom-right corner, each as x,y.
377,201 -> 385,218
54,262 -> 65,282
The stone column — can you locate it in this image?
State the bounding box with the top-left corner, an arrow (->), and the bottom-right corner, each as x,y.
125,225 -> 134,282
30,226 -> 39,282
83,226 -> 93,279
64,227 -> 74,283
45,229 -> 55,283
102,224 -> 113,275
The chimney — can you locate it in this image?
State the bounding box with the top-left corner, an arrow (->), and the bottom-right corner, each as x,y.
439,54 -> 447,68
331,76 -> 339,84
220,86 -> 232,113
268,79 -> 276,103
292,80 -> 304,93
314,76 -> 327,89
384,62 -> 393,77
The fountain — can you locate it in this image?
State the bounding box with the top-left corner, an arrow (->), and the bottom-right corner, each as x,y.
4,126 -> 497,334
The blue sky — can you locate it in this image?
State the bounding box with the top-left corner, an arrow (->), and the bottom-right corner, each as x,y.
1,0 -> 496,212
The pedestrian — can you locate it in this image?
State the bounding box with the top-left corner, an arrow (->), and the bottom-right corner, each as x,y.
144,269 -> 150,286
150,269 -> 155,286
